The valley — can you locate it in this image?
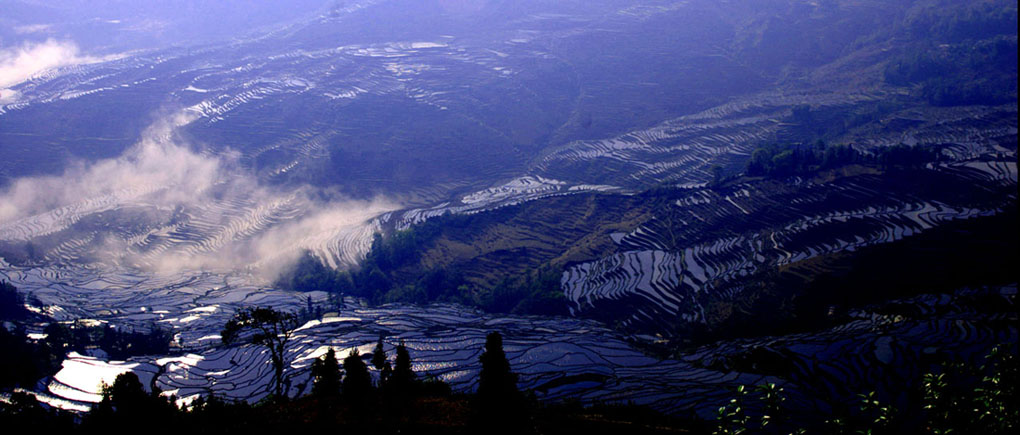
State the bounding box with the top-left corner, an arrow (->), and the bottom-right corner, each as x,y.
0,0 -> 1015,431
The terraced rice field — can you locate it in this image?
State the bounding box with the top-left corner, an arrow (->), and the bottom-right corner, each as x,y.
1,2 -> 1015,419
562,161 -> 1017,330
10,253 -> 1010,420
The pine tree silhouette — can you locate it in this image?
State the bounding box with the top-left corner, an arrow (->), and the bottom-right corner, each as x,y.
391,341 -> 417,395
311,348 -> 341,397
342,349 -> 373,402
475,332 -> 528,433
371,336 -> 387,370
478,332 -> 518,399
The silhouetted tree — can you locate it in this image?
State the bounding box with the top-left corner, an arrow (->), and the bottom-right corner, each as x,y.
221,307 -> 298,399
0,280 -> 29,320
86,372 -> 177,431
0,323 -> 54,389
0,391 -> 73,432
371,336 -> 387,370
391,341 -> 417,396
106,372 -> 149,413
475,331 -> 527,433
380,361 -> 393,389
311,348 -> 341,398
478,332 -> 518,399
342,349 -> 373,401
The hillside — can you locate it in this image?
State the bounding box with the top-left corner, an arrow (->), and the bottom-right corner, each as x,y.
0,0 -> 1015,429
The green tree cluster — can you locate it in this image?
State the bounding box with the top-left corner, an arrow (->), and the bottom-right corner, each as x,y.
275,250 -> 349,294
43,321 -> 173,360
0,324 -> 59,389
746,140 -> 863,178
270,213 -> 571,318
746,140 -> 937,178
0,391 -> 74,431
84,372 -> 178,431
886,3 -> 1017,107
0,280 -> 30,320
482,265 -> 568,315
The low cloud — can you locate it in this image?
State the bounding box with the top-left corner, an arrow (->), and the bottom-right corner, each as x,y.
0,112 -> 209,224
0,39 -> 118,102
0,89 -> 20,104
0,110 -> 398,280
147,198 -> 395,280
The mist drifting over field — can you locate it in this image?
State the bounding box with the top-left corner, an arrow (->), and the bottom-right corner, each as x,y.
0,1 -> 1015,430
0,109 -> 395,279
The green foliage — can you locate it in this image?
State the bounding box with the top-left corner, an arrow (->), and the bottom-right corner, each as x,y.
714,385 -> 750,435
222,307 -> 298,398
342,215 -> 568,316
362,218 -> 446,275
820,391 -> 897,434
42,321 -> 173,360
746,139 -> 939,178
0,241 -> 45,267
713,383 -> 791,435
710,165 -> 725,186
419,374 -> 452,397
272,250 -> 354,313
2,330 -> 700,431
0,318 -> 173,391
747,140 -> 863,178
856,391 -> 897,434
348,218 -> 473,306
903,3 -> 1017,44
379,266 -> 469,306
757,383 -> 786,432
919,345 -> 1019,434
873,144 -> 937,169
275,250 -> 347,297
972,346 -> 1019,433
3,282 -> 170,389
266,205 -> 551,317
886,6 -> 1017,107
0,284 -> 52,389
482,265 -> 568,315
711,345 -> 1019,434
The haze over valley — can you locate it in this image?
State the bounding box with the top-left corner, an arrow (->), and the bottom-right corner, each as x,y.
0,1 -> 1016,432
